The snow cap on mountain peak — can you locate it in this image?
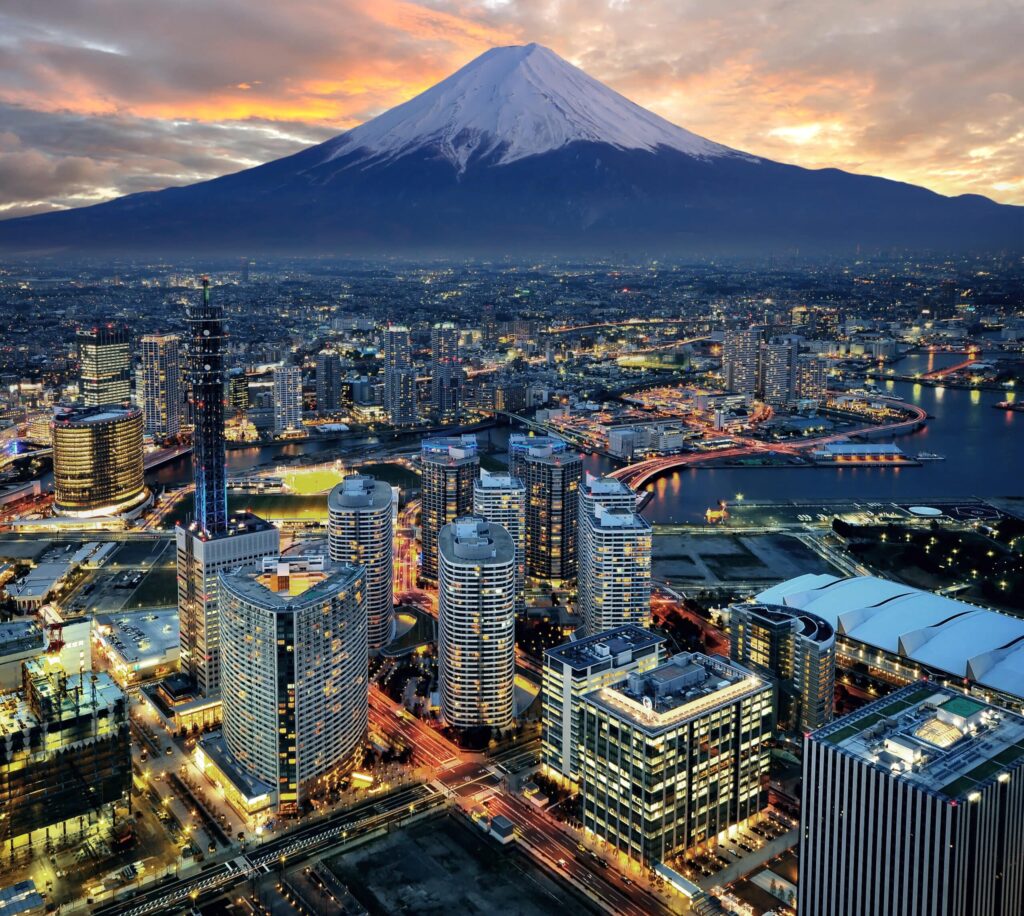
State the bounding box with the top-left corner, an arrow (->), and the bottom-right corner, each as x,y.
326,42 -> 743,170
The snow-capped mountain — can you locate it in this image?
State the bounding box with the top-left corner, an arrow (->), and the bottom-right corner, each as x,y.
0,43 -> 1019,255
320,43 -> 745,172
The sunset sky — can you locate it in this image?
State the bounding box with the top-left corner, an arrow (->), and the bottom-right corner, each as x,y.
1,0 -> 1021,219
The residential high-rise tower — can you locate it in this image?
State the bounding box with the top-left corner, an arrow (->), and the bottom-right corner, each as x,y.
139,334 -> 181,439
419,434 -> 478,581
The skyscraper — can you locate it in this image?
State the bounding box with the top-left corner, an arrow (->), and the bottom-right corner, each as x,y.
758,336 -> 800,406
509,434 -> 582,582
78,325 -> 130,406
51,405 -> 149,518
796,354 -> 828,403
328,474 -> 395,652
139,334 -> 181,439
473,472 -> 526,610
219,556 -> 368,813
419,435 -> 479,581
384,325 -> 417,426
272,364 -> 303,434
578,505 -> 652,637
315,349 -> 342,413
578,653 -> 772,865
800,684 -> 1024,916
430,322 -> 461,423
438,518 -> 516,729
577,473 -> 640,618
728,601 -> 836,732
178,279 -> 278,699
722,326 -> 764,400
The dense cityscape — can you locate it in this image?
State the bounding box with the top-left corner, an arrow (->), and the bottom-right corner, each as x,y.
0,251 -> 1019,915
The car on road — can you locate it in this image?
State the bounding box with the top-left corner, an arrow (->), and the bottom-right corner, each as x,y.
556,858 -> 568,869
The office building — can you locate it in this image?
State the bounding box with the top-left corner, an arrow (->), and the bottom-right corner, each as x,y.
419,435 -> 479,581
728,602 -> 836,732
272,364 -> 303,434
51,405 -> 149,518
383,325 -> 417,426
438,518 -> 516,729
178,280 -> 279,700
758,336 -> 799,406
139,334 -> 181,439
430,322 -> 461,423
328,475 -> 394,652
578,505 -> 652,636
800,684 -> 1024,916
315,350 -> 342,413
219,557 -> 368,813
578,653 -> 772,865
0,658 -> 130,858
509,433 -> 582,582
77,325 -> 130,407
722,326 -> 764,399
473,472 -> 526,609
542,625 -> 665,784
227,368 -> 249,411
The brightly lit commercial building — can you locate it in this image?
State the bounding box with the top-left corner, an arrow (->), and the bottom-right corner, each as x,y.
272,364 -> 303,434
473,472 -> 526,610
542,625 -> 665,785
438,518 -> 516,729
328,474 -> 394,651
384,325 -> 417,426
0,658 -> 130,860
139,334 -> 181,439
51,405 -> 149,518
419,435 -> 479,581
729,602 -> 836,732
508,433 -> 582,582
578,504 -> 651,637
578,653 -> 772,865
219,556 -> 368,813
800,684 -> 1024,916
77,325 -> 130,407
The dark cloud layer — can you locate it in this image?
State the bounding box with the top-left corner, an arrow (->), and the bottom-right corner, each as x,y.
0,0 -> 1019,219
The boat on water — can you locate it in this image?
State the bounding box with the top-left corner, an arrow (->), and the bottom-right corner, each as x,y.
994,401 -> 1024,413
915,452 -> 946,461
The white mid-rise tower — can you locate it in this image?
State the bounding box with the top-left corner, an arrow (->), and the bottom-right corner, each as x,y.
473,472 -> 526,609
328,474 -> 395,651
438,517 -> 516,729
272,364 -> 303,434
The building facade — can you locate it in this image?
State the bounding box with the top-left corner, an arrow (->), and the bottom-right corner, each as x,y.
509,434 -> 582,582
77,325 -> 130,407
578,653 -> 773,865
419,435 -> 479,581
722,326 -> 764,400
272,364 -> 303,434
800,684 -> 1024,916
728,601 -> 836,732
758,336 -> 799,406
328,474 -> 395,652
219,557 -> 368,813
384,325 -> 417,426
473,472 -> 526,610
578,505 -> 652,636
315,350 -> 342,413
139,334 -> 181,439
430,322 -> 461,423
542,626 -> 665,784
51,405 -> 148,517
438,518 -> 516,729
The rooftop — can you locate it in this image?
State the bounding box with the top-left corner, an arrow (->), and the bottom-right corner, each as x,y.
581,472 -> 634,497
96,609 -> 179,666
421,434 -> 478,460
508,432 -> 569,455
475,472 -> 524,491
0,619 -> 45,658
183,509 -> 275,540
52,404 -> 140,426
813,682 -> 1024,800
220,556 -> 362,610
546,624 -> 664,670
756,575 -> 1024,701
328,474 -> 391,510
440,516 -> 515,563
733,602 -> 835,644
586,652 -> 768,735
592,505 -> 649,530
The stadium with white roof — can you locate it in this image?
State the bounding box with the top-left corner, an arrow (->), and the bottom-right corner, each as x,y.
756,574 -> 1024,711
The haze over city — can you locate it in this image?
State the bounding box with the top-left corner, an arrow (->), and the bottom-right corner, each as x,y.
0,3 -> 1020,916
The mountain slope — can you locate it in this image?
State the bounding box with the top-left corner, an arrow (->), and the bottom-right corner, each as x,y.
0,43 -> 1019,256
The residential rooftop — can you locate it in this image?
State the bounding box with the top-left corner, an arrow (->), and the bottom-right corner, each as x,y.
546,624 -> 664,671
328,474 -> 391,510
421,434 -> 478,460
475,472 -> 524,490
814,682 -> 1024,800
581,472 -> 634,497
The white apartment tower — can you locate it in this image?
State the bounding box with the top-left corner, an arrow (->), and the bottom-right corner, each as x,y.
139,334 -> 181,439
384,325 -> 417,426
328,474 -> 395,652
272,364 -> 303,434
438,517 -> 516,729
473,472 -> 526,609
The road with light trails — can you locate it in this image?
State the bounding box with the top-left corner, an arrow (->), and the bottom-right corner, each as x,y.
368,686 -> 461,768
